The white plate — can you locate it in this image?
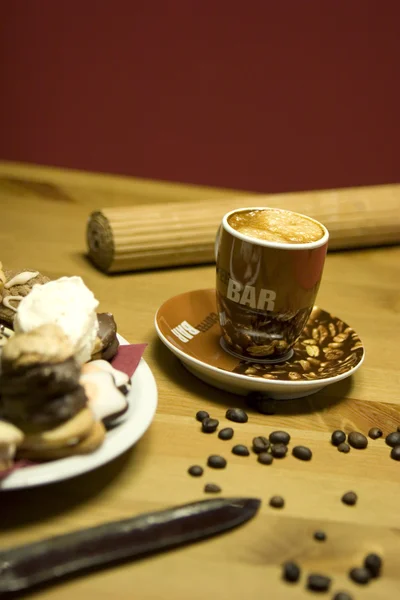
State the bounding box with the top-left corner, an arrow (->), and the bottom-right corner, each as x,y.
0,337 -> 157,490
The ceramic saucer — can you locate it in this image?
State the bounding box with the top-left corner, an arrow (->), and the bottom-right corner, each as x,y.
155,289 -> 365,399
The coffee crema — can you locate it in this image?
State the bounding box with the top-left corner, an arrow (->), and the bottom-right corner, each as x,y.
227,208 -> 324,244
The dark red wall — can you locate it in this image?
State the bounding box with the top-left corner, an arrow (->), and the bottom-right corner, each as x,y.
1,1 -> 399,193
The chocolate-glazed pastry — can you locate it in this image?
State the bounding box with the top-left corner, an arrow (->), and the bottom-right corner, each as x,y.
0,358 -> 81,398
2,387 -> 88,433
1,325 -> 87,431
92,312 -> 119,361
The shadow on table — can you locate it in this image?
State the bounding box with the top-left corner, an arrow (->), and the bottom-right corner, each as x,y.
0,447 -> 135,532
152,338 -> 352,416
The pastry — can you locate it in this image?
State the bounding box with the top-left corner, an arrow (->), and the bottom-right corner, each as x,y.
14,276 -> 99,364
0,420 -> 24,471
81,361 -> 129,425
86,359 -> 131,394
91,312 -> 119,361
1,325 -> 87,431
19,407 -> 95,451
0,324 -> 14,349
0,268 -> 50,327
17,420 -> 106,461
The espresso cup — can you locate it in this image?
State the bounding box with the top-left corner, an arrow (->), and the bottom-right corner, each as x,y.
215,207 -> 329,361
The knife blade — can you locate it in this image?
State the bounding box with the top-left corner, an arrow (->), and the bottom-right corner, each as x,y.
0,496 -> 260,596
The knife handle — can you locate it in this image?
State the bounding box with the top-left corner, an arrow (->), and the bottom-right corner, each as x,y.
0,497 -> 260,596
0,517 -> 152,595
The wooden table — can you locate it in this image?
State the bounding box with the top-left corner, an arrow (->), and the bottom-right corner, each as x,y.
1,163 -> 399,599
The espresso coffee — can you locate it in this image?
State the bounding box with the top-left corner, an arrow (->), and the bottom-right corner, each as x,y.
228,208 -> 324,244
216,206 -> 328,360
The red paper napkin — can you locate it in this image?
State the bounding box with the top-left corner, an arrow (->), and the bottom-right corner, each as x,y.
111,343 -> 148,377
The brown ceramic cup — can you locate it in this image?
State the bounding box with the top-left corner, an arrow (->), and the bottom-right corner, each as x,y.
215,207 -> 329,361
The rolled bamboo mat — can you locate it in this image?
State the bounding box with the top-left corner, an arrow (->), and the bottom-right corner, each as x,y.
87,185 -> 400,273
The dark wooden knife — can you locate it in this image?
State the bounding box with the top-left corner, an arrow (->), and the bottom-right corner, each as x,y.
0,497 -> 260,596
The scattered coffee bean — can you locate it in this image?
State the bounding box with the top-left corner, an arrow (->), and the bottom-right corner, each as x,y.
342,491 -> 358,506
364,553 -> 382,578
225,408 -> 248,423
331,430 -> 346,446
292,445 -> 312,461
271,443 -> 288,458
390,446 -> 400,461
204,483 -> 221,493
196,410 -> 209,422
232,444 -> 250,456
282,561 -> 301,583
269,495 -> 285,508
258,452 -> 273,465
269,430 -> 290,445
332,593 -> 353,600
385,431 -> 400,447
218,427 -> 234,440
337,442 -> 350,453
246,392 -> 275,414
201,417 -> 219,433
313,530 -> 326,541
307,574 -> 331,592
348,431 -> 368,449
349,567 -> 370,585
252,436 -> 270,453
188,465 -> 203,477
368,427 -> 383,439
207,455 -> 227,469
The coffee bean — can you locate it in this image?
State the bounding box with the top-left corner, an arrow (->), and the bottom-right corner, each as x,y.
390,446 -> 400,461
218,427 -> 234,440
196,410 -> 209,422
313,530 -> 326,541
337,442 -> 350,453
258,452 -> 273,465
232,444 -> 250,456
307,574 -> 331,592
292,445 -> 312,461
207,455 -> 227,469
282,561 -> 300,583
332,593 -> 353,600
269,430 -> 290,445
364,553 -> 382,578
385,431 -> 400,447
368,427 -> 383,439
269,495 -> 285,508
271,443 -> 288,458
202,417 -> 219,433
349,567 -> 370,585
188,465 -> 203,477
348,431 -> 368,449
331,430 -> 346,446
204,483 -> 221,493
342,491 -> 358,506
246,392 -> 275,414
225,408 -> 248,423
252,436 -> 270,453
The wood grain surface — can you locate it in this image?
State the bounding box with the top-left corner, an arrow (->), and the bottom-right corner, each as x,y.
87,186 -> 400,272
0,162 -> 399,600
